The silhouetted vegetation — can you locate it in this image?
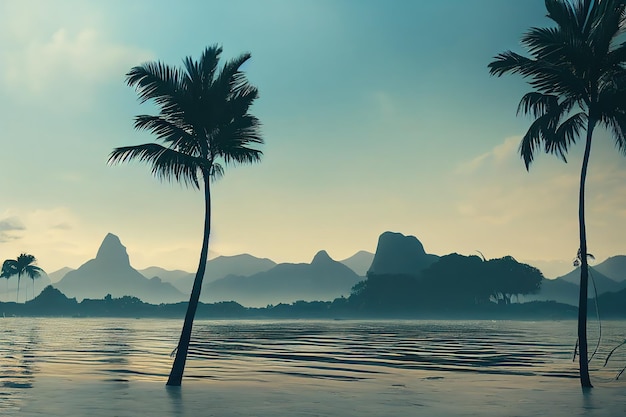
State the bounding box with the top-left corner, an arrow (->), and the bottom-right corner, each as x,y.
0,285 -> 584,320
488,0 -> 626,388
348,254 -> 543,314
1,254 -> 44,302
108,45 -> 264,386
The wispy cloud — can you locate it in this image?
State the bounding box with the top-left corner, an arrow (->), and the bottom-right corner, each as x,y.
0,2 -> 152,105
456,136 -> 520,174
0,217 -> 25,242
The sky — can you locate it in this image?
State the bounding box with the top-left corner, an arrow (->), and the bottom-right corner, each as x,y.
1,0 -> 626,278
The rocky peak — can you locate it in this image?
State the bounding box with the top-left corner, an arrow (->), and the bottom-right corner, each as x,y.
368,231 -> 437,276
95,233 -> 130,267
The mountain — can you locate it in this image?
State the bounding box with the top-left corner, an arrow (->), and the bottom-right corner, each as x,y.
54,233 -> 185,304
591,256 -> 626,282
140,254 -> 276,293
202,250 -> 362,307
48,267 -> 74,283
523,265 -> 626,306
339,251 -> 374,276
556,267 -> 624,294
139,267 -> 194,293
368,231 -> 438,276
522,278 -> 581,306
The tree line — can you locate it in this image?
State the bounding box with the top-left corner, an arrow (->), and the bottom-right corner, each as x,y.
349,254 -> 543,313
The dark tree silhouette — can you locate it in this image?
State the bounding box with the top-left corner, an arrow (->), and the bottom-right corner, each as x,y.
1,254 -> 44,302
489,0 -> 626,388
484,256 -> 543,304
109,45 -> 263,386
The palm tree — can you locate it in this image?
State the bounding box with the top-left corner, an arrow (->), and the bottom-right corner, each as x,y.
1,260 -> 17,300
1,254 -> 44,302
109,45 -> 263,386
489,0 -> 626,388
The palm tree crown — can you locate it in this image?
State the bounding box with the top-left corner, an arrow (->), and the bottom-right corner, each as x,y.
109,44 -> 263,185
2,254 -> 44,302
489,0 -> 626,167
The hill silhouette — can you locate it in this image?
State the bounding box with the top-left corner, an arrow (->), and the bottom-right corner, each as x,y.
202,250 -> 361,307
590,256 -> 626,282
54,233 -> 185,304
368,231 -> 438,276
140,254 -> 276,293
339,251 -> 374,276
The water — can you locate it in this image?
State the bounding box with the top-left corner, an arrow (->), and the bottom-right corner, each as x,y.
1,318 -> 626,416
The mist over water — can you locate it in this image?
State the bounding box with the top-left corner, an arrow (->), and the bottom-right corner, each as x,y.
2,319 -> 626,415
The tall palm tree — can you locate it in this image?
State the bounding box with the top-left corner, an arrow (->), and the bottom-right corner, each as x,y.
1,254 -> 44,303
489,0 -> 626,388
109,45 -> 263,386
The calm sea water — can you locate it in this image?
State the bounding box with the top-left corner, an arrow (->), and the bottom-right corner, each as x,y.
1,318 -> 626,415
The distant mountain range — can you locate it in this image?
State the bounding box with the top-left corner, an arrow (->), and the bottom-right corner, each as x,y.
40,231 -> 626,309
140,254 -> 277,294
201,250 -> 362,307
45,233 -> 372,306
523,256 -> 626,305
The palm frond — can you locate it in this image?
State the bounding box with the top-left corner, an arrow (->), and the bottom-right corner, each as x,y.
546,111 -> 587,160
17,254 -> 36,266
126,62 -> 185,115
522,27 -> 568,59
215,53 -> 253,97
604,113 -> 626,155
23,266 -> 43,279
199,45 -> 222,89
545,0 -> 579,32
488,51 -> 534,77
588,0 -> 625,56
1,260 -> 18,278
108,143 -> 210,188
209,162 -> 224,181
520,115 -> 551,169
133,115 -> 198,153
517,92 -> 559,118
605,41 -> 626,68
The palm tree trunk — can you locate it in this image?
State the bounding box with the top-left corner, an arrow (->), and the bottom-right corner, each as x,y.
577,117 -> 596,389
167,176 -> 212,386
16,274 -> 21,303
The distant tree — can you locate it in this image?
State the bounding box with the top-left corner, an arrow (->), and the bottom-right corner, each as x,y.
1,261 -> 16,297
484,256 -> 543,305
349,272 -> 421,312
109,45 -> 263,386
488,0 -> 626,388
421,254 -> 490,306
1,254 -> 44,302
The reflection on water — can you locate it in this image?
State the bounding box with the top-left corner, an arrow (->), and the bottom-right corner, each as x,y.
0,318 -> 625,411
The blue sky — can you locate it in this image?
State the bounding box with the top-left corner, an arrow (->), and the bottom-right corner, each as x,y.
1,0 -> 626,277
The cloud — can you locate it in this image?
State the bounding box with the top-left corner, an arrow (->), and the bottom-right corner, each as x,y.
51,223 -> 72,231
0,2 -> 152,106
456,136 -> 520,174
0,217 -> 25,242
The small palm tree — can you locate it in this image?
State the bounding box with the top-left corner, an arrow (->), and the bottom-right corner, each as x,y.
109,45 -> 263,386
489,0 -> 626,388
2,254 -> 44,302
1,261 -> 17,299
